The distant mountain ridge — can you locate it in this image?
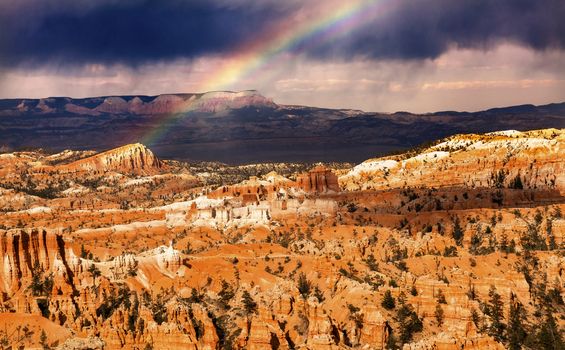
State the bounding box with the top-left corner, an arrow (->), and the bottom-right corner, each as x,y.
429,102 -> 565,117
1,90 -> 275,116
0,91 -> 564,163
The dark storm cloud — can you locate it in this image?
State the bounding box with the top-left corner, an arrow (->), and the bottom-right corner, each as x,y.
0,0 -> 564,68
0,0 -> 291,67
313,0 -> 565,60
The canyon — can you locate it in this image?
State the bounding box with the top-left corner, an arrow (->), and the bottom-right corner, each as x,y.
0,128 -> 563,349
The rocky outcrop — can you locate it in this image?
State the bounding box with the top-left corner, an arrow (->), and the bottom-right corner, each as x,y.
0,228 -> 83,334
341,129 -> 565,194
405,332 -> 505,350
57,336 -> 106,350
0,229 -> 66,295
57,143 -> 162,175
359,306 -> 388,348
304,302 -> 342,349
297,166 -> 340,193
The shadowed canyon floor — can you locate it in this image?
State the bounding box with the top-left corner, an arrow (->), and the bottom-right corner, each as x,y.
0,129 -> 564,349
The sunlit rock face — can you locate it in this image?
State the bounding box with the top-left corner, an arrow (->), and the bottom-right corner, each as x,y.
0,129 -> 563,349
55,143 -> 162,175
297,166 -> 341,193
341,129 -> 565,195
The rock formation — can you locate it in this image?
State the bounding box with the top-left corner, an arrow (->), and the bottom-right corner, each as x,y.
297,166 -> 340,193
56,143 -> 162,175
341,129 -> 565,195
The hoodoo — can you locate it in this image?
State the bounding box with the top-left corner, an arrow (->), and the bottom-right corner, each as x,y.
297,165 -> 340,193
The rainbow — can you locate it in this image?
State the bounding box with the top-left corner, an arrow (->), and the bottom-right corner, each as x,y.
141,0 -> 389,146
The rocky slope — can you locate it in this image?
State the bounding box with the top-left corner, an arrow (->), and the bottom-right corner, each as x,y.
1,91 -> 564,163
0,129 -> 563,349
52,143 -> 163,175
341,129 -> 565,194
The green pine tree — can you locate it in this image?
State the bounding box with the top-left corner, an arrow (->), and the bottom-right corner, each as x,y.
241,290 -> 257,315
535,309 -> 565,350
381,290 -> 396,310
487,286 -> 506,343
507,294 -> 527,350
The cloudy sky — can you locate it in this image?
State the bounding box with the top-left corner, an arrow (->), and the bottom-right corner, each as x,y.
0,0 -> 564,113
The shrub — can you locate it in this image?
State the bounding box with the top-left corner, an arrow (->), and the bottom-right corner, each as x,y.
297,273 -> 312,298
509,175 -> 523,189
313,286 -> 325,302
151,294 -> 168,325
452,217 -> 464,246
364,254 -> 379,271
436,289 -> 447,304
29,262 -> 54,297
443,246 -> 458,257
218,280 -> 235,309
